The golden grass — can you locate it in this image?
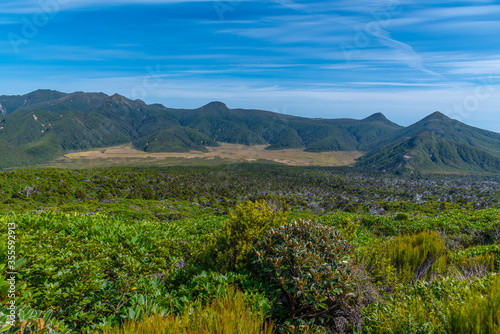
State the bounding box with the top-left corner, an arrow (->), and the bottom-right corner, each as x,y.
48,143 -> 364,168
99,288 -> 274,334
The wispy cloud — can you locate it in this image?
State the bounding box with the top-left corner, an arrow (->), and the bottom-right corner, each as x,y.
445,59 -> 500,75
1,0 -> 499,131
217,2 -> 443,78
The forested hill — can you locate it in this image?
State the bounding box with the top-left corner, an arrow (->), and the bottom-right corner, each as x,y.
356,131 -> 500,174
1,89 -> 500,174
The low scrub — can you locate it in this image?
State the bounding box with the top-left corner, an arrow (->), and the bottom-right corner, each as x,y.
363,274 -> 500,334
359,231 -> 446,292
100,288 -> 274,334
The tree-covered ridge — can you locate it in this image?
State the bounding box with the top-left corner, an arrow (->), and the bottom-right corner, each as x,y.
1,90 -> 500,173
0,90 -> 404,159
373,111 -> 500,155
0,90 -> 401,167
356,131 -> 500,174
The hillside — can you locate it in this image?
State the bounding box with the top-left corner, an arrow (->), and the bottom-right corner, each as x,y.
171,101 -> 403,151
0,89 -> 68,115
0,139 -> 33,168
0,90 -> 499,173
0,90 -> 403,166
374,112 -> 500,155
1,166 -> 500,333
356,131 -> 500,174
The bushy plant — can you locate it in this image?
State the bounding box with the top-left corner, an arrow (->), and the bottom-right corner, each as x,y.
0,212 -> 226,332
334,216 -> 360,243
0,307 -> 69,334
207,199 -> 289,272
363,274 -> 500,334
161,270 -> 272,315
99,287 -> 273,334
360,231 -> 446,290
446,274 -> 500,333
394,212 -> 409,221
1,242 -> 68,333
445,244 -> 500,278
388,231 -> 446,284
254,219 -> 357,332
450,244 -> 500,270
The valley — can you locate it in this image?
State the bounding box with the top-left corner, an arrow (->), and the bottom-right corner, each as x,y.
2,90 -> 500,174
50,143 -> 363,168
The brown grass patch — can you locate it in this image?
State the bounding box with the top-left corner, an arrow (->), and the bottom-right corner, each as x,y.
49,143 -> 364,168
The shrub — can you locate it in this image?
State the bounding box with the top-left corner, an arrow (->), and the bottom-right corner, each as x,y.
363,275 -> 500,334
360,231 -> 446,290
100,287 -> 274,334
446,244 -> 500,278
75,187 -> 87,201
335,216 -> 360,243
0,307 -> 69,334
449,244 -> 500,270
0,240 -> 69,333
394,212 -> 409,221
447,274 -> 500,333
254,219 -> 357,332
387,231 -> 446,284
208,199 -> 289,272
162,270 -> 272,315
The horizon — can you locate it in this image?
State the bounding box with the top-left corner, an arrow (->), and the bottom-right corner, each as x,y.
4,88 -> 488,131
0,1 -> 499,132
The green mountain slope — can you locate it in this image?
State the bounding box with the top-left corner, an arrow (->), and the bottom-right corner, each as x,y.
174,102 -> 403,151
0,139 -> 33,169
375,112 -> 500,155
0,91 -> 404,158
17,91 -> 108,113
0,90 -> 499,173
0,106 -> 138,162
134,126 -> 219,153
0,89 -> 68,115
356,131 -> 500,174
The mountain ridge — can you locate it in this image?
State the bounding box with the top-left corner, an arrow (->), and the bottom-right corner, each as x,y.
356,131 -> 500,174
372,109 -> 500,155
0,89 -> 499,173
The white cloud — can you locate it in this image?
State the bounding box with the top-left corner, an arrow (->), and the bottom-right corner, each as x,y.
413,5 -> 500,20
444,59 -> 500,75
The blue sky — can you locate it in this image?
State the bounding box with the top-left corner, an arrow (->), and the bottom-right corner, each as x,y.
1,0 -> 500,131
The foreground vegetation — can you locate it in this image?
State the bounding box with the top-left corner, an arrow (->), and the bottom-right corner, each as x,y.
1,164 -> 499,333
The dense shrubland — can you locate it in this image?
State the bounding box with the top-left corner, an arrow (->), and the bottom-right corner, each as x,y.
0,165 -> 499,333
1,165 -> 500,216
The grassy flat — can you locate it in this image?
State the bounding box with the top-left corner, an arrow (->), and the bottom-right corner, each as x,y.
46,143 -> 364,168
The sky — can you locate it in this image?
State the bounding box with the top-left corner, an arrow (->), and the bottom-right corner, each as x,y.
0,0 -> 500,131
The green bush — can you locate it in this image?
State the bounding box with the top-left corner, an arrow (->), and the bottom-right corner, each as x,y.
100,287 -> 274,334
444,244 -> 500,278
388,231 -> 447,284
0,239 -> 69,333
447,274 -> 500,333
363,274 -> 500,334
360,231 -> 446,290
207,199 -> 289,272
254,219 -> 357,332
161,270 -> 271,315
75,187 -> 87,201
394,212 -> 409,221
